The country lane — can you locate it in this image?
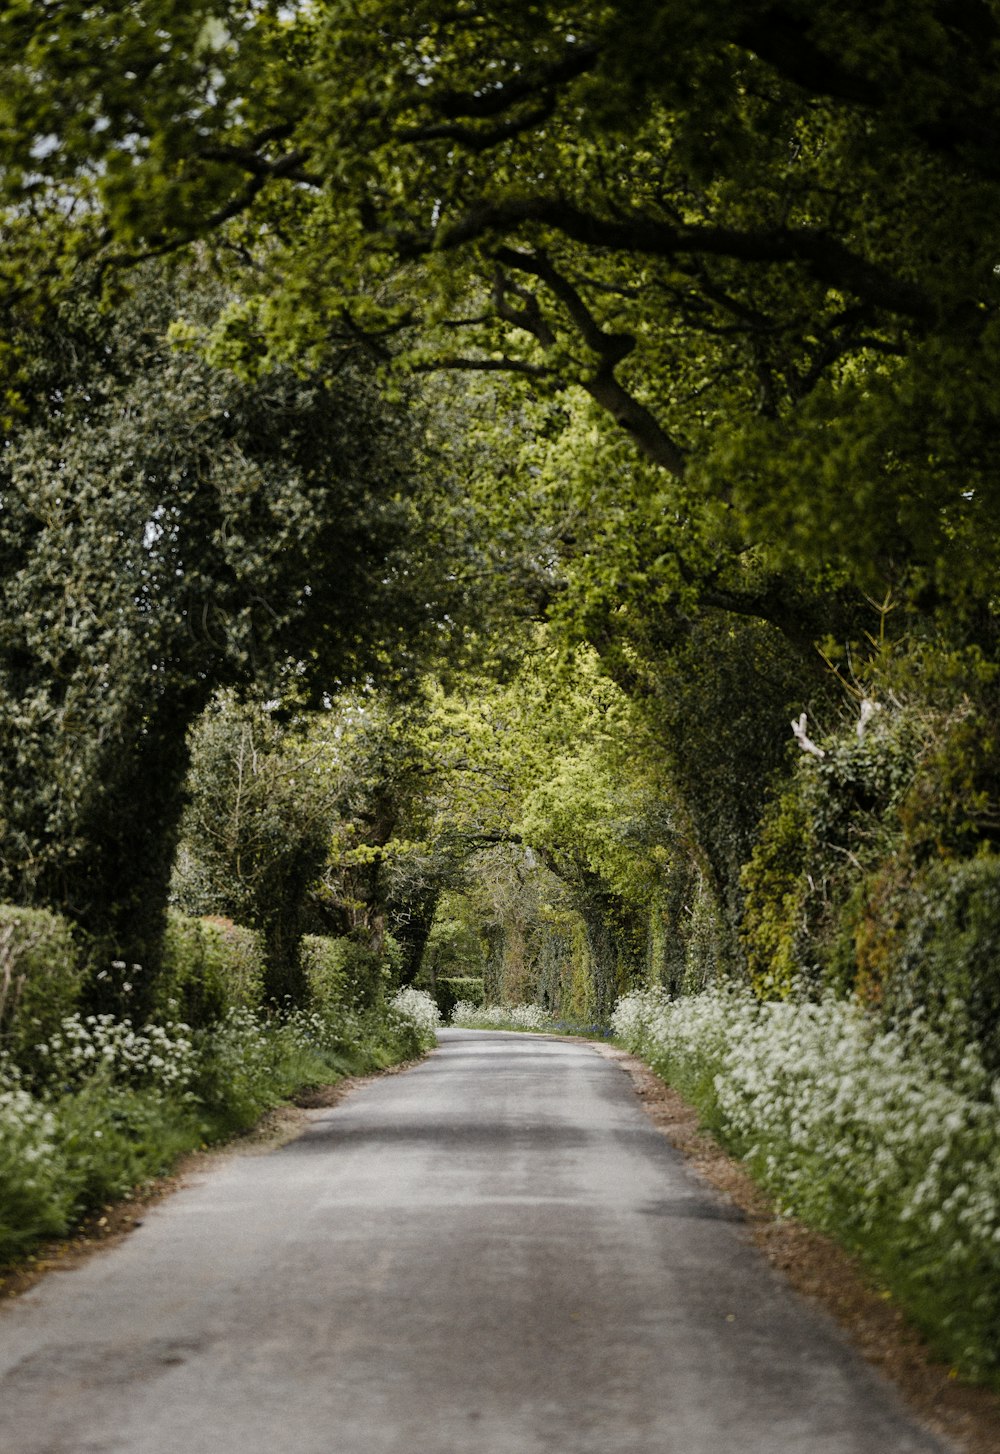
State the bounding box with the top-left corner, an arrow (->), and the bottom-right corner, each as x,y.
0,1029 -> 953,1454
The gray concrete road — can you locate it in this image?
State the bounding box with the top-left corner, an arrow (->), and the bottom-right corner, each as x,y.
0,1030 -> 952,1454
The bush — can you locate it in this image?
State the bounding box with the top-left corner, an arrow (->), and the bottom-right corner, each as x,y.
389,986 -> 442,1036
55,1080 -> 201,1212
301,934 -> 388,1010
0,905 -> 84,1071
433,975 -> 484,1019
887,855 -> 1000,1075
156,911 -> 265,1025
613,985 -> 1000,1386
31,1013 -> 200,1095
0,1067 -> 71,1258
300,934 -> 351,1008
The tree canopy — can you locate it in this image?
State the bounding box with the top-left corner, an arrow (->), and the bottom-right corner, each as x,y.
0,259 -> 468,1005
5,1 -> 1000,612
3,3 -> 1000,1044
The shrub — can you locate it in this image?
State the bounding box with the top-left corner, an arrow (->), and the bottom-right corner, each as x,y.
389,986 -> 442,1037
301,934 -> 352,1008
55,1080 -> 201,1211
0,1066 -> 71,1259
887,854 -> 1000,1075
741,705 -> 932,1000
156,911 -> 265,1025
31,1013 -> 200,1096
301,934 -> 387,1010
0,905 -> 84,1071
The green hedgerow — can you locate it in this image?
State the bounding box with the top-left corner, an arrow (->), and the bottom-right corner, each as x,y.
0,904 -> 84,1071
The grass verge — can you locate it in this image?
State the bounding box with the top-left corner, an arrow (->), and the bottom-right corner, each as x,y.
0,1001 -> 433,1271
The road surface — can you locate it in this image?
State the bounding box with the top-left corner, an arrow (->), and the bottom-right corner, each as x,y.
0,1029 -> 952,1453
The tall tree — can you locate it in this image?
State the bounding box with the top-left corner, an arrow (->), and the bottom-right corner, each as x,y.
0,263 -> 451,1010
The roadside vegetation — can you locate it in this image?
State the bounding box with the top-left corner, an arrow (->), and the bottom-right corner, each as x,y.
0,911 -> 437,1265
449,1002 -> 553,1033
613,987 -> 1000,1387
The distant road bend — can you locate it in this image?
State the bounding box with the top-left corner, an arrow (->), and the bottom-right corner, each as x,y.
0,1029 -> 951,1454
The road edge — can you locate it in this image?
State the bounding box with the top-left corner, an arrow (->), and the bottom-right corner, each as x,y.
591,1040 -> 999,1454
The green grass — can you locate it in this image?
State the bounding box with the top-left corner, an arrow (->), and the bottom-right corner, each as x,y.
0,1002 -> 431,1267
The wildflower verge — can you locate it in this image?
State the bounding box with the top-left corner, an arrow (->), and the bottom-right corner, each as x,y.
612,986 -> 1000,1388
1,998 -> 435,1267
450,1000 -> 553,1032
597,1042 -> 1000,1454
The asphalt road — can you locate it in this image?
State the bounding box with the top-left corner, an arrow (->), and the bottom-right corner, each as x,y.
0,1029 -> 952,1454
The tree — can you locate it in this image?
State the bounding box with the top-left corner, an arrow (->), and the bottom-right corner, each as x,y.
5,2 -> 1000,613
172,694 -> 343,1002
338,640 -> 700,1016
0,262 -> 452,1011
305,678 -> 526,984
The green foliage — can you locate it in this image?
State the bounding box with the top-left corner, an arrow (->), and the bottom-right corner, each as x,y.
419,898 -> 488,985
615,987 -> 1000,1387
0,905 -> 83,1070
173,695 -> 343,1003
157,910 -> 265,1026
740,785 -> 814,999
300,933 -> 389,1013
55,1081 -> 201,1214
739,636 -> 1000,1072
682,875 -> 730,996
741,698 -> 928,998
299,934 -> 354,1010
307,688 -> 469,976
434,976 -> 485,1020
0,261 -> 454,1013
12,0 -> 1000,622
885,855 -> 1000,1077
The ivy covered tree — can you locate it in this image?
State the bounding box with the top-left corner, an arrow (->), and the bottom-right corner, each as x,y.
0,263 -> 455,1011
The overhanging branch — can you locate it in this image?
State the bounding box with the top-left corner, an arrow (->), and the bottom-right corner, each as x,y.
430,198 -> 934,322
494,247 -> 688,476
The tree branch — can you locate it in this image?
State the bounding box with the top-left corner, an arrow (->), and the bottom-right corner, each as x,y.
430,42 -> 599,120
427,197 -> 934,321
394,99 -> 557,152
195,145 -> 321,188
494,247 -> 688,476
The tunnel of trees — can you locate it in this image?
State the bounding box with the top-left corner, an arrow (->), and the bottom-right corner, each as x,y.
2,0 -> 1000,1065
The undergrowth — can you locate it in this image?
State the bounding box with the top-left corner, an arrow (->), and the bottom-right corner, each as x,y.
612,986 -> 1000,1388
0,997 -> 435,1265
